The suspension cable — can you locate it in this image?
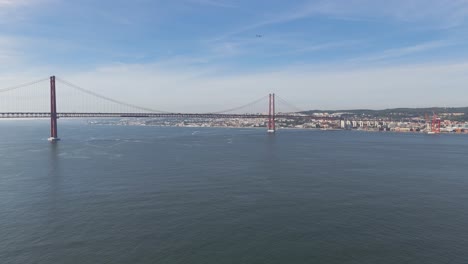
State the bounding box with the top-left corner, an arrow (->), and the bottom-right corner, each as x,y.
207,95 -> 269,114
276,95 -> 306,113
56,77 -> 170,113
0,77 -> 49,93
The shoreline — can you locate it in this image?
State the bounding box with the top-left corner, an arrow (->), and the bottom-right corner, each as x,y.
88,122 -> 468,135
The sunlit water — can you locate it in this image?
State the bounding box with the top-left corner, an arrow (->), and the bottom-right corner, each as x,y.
1,120 -> 468,264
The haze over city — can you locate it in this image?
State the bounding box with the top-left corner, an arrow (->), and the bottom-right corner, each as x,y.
1,0 -> 468,112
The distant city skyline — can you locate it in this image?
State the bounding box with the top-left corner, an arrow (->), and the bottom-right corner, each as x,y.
1,0 -> 468,112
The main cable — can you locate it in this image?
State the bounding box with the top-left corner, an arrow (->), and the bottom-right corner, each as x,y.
276,95 -> 306,113
56,77 -> 171,113
207,95 -> 269,114
0,77 -> 49,93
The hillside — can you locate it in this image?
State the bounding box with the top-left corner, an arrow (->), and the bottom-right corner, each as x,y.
302,107 -> 468,121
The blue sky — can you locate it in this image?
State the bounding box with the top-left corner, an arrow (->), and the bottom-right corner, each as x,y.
1,0 -> 468,111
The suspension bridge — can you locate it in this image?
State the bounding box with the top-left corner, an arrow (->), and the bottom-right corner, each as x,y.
0,76 -> 335,141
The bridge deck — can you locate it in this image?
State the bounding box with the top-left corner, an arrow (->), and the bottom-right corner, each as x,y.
0,112 -> 335,119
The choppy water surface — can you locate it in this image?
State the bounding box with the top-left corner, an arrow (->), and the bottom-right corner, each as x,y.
1,120 -> 468,264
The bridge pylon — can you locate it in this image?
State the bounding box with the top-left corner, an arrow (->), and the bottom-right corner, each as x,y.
267,93 -> 276,133
48,76 -> 60,142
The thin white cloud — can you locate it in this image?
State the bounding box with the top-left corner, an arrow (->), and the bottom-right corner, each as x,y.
187,0 -> 236,8
210,3 -> 321,41
268,40 -> 364,58
0,36 -> 23,66
206,30 -> 363,60
350,40 -> 454,63
0,0 -> 46,7
0,0 -> 29,6
0,0 -> 50,25
212,0 -> 468,42
305,0 -> 468,28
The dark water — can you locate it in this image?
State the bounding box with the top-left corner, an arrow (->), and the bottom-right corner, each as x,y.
1,120 -> 468,264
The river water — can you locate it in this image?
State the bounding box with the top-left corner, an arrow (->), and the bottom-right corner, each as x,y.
1,120 -> 468,264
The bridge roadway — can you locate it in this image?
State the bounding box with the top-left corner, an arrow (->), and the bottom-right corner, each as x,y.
0,112 -> 341,120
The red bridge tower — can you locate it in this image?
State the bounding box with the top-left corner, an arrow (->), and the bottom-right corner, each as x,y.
268,93 -> 276,133
48,76 -> 60,142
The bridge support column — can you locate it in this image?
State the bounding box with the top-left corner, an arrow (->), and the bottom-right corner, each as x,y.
48,76 -> 60,142
267,93 -> 276,133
